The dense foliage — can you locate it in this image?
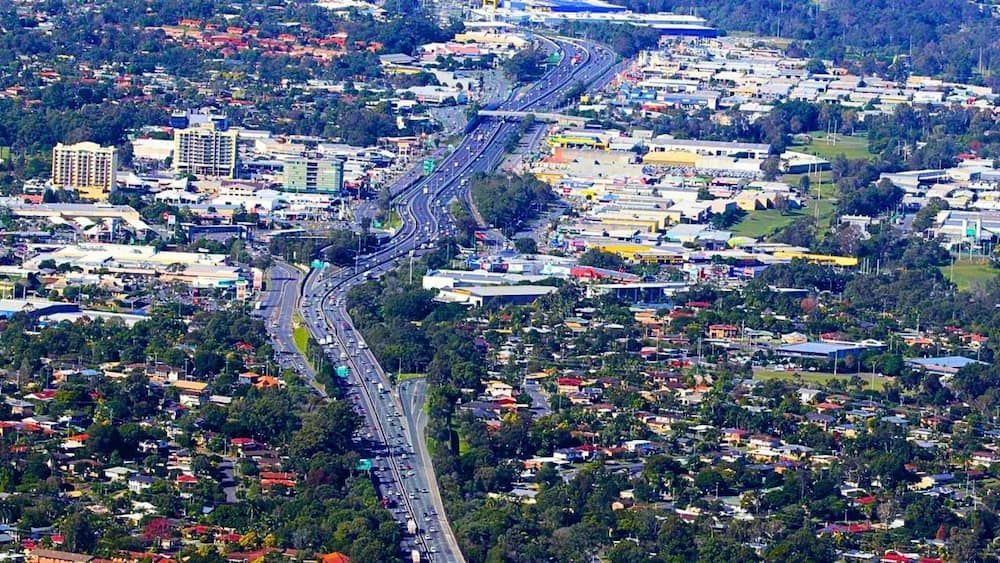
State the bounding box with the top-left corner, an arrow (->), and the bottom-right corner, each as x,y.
469,173 -> 555,235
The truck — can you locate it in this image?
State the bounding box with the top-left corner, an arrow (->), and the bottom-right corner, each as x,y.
407,519 -> 418,535
411,549 -> 421,562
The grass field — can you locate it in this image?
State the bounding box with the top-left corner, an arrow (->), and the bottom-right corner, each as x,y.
941,259 -> 999,291
794,131 -> 873,161
382,210 -> 403,231
396,372 -> 426,384
292,312 -> 310,356
754,369 -> 889,391
731,209 -> 804,238
292,326 -> 310,355
730,196 -> 836,239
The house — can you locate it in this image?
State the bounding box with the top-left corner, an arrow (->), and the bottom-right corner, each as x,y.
171,380 -> 209,407
797,388 -> 822,404
29,550 -> 93,563
237,372 -> 260,385
722,428 -> 750,445
104,466 -> 137,482
485,380 -> 514,399
707,324 -> 739,339
557,377 -> 583,394
5,398 -> 34,417
128,475 -> 155,494
971,450 -> 999,467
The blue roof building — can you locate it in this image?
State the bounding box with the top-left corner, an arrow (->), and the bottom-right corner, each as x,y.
776,341 -> 878,360
905,356 -> 988,375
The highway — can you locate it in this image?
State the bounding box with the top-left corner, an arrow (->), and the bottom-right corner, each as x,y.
254,261 -> 326,391
285,35 -> 616,562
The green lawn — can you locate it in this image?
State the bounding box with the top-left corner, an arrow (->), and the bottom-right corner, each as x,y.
383,210 -> 403,231
730,209 -> 805,238
754,369 -> 889,391
293,325 -> 310,356
941,259 -> 999,291
794,131 -> 873,161
396,372 -> 426,384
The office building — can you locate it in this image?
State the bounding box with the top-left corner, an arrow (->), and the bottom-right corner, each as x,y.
282,156 -> 344,193
50,142 -> 118,201
173,122 -> 238,178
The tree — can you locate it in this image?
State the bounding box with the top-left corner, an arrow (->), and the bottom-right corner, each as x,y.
61,512 -> 96,553
143,517 -> 174,543
514,237 -> 538,254
577,249 -> 625,270
765,528 -> 834,562
288,402 -> 359,460
797,174 -> 811,194
913,197 -> 948,231
503,47 -> 546,81
761,156 -> 782,180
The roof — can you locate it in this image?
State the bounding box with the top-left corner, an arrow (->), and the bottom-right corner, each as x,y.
776,342 -> 865,354
30,550 -> 94,562
170,380 -> 209,393
906,356 -> 987,369
464,285 -> 558,297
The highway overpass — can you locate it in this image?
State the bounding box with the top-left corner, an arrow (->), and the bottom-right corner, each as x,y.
478,109 -> 588,126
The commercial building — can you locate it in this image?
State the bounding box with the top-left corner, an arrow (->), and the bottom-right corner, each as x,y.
438,285 -> 557,307
282,156 -> 344,193
775,341 -> 884,361
905,356 -> 988,376
50,142 -> 118,201
173,122 -> 239,178
22,243 -> 242,288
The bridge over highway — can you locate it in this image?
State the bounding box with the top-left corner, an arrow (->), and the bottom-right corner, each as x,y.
478,109 -> 588,126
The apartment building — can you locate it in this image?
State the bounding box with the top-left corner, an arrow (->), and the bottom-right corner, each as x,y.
51,141 -> 118,201
173,121 -> 238,178
282,156 -> 344,193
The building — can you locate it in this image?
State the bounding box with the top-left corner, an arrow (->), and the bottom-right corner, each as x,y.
173,121 -> 239,178
438,285 -> 557,307
50,142 -> 118,201
29,550 -> 93,563
905,356 -> 988,376
282,156 -> 344,193
776,341 -> 884,361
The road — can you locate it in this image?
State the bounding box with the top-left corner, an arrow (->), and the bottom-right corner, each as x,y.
280,35 -> 616,562
254,261 -> 325,391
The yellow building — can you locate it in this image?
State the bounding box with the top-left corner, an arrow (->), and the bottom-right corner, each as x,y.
51,141 -> 118,201
773,251 -> 858,267
548,134 -> 609,150
642,150 -> 698,166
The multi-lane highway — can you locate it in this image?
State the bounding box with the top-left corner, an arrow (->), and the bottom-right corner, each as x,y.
278,35 -> 616,562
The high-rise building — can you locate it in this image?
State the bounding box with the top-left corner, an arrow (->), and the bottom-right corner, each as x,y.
51,141 -> 118,201
173,121 -> 238,178
282,156 -> 344,193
